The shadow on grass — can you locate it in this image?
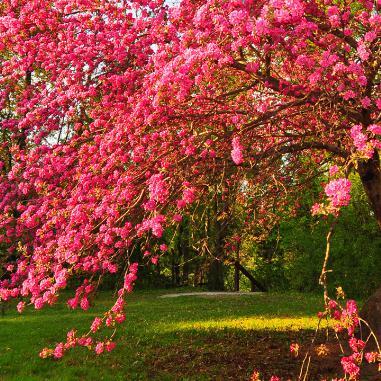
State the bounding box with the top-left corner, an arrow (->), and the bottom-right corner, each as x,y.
145,328 -> 344,381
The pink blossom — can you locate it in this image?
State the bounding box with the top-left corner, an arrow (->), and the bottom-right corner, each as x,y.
290,343 -> 299,357
357,42 -> 370,61
328,300 -> 338,310
123,263 -> 138,292
246,62 -> 260,73
182,188 -> 196,204
309,71 -> 321,85
231,137 -> 243,165
6,264 -> 14,271
341,356 -> 360,378
346,300 -> 358,315
67,298 -> 78,309
114,313 -> 126,324
39,348 -> 52,359
333,310 -> 342,320
329,165 -> 339,177
106,316 -> 114,327
65,330 -> 77,349
34,298 -> 44,310
111,297 -> 124,314
90,317 -> 102,333
78,337 -> 92,347
351,125 -> 373,158
80,298 -> 90,311
325,178 -> 351,208
368,124 -> 381,135
349,338 -> 365,353
311,203 -> 322,215
17,301 -> 25,313
176,199 -> 187,209
364,31 -> 377,42
361,97 -> 371,108
365,352 -> 379,363
341,300 -> 359,335
95,342 -> 104,355
105,341 -> 116,352
172,214 -> 182,222
343,90 -> 357,100
147,174 -> 168,203
53,343 -> 65,359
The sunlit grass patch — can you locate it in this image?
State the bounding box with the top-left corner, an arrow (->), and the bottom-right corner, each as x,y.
159,316 -> 323,333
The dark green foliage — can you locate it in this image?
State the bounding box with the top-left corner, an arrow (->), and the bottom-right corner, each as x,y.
248,174 -> 381,298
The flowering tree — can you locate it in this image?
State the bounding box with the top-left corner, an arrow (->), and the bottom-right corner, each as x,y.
0,0 -> 380,372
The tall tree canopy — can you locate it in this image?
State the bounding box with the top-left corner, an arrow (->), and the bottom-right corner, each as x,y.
0,0 -> 380,358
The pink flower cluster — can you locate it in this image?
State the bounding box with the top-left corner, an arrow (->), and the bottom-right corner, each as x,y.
147,174 -> 168,204
323,299 -> 381,380
138,215 -> 166,238
350,125 -> 374,158
123,263 -> 138,292
39,328 -> 117,359
324,178 -> 351,208
176,184 -> 196,208
231,137 -> 243,165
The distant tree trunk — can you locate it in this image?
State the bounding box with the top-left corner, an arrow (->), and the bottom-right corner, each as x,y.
207,259 -> 224,291
234,251 -> 240,292
178,223 -> 190,285
171,253 -> 180,287
182,260 -> 189,285
207,213 -> 225,291
358,152 -> 381,345
235,262 -> 267,292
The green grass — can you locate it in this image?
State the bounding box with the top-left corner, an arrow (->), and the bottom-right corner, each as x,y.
0,290 -> 328,381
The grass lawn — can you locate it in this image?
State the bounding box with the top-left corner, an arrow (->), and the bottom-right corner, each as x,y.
0,290 -> 341,381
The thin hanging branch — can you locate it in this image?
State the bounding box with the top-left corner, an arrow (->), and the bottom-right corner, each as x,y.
319,218 -> 338,306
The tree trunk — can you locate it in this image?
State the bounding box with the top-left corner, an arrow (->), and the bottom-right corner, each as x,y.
234,253 -> 240,292
178,222 -> 190,285
171,254 -> 180,287
207,213 -> 225,291
358,152 -> 381,346
358,151 -> 381,229
207,259 -> 225,291
235,262 -> 267,292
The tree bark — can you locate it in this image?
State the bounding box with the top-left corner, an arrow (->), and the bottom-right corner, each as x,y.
234,251 -> 240,292
358,151 -> 381,229
235,262 -> 267,292
178,222 -> 190,285
357,151 -> 381,346
171,254 -> 180,287
207,212 -> 225,291
207,259 -> 225,291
